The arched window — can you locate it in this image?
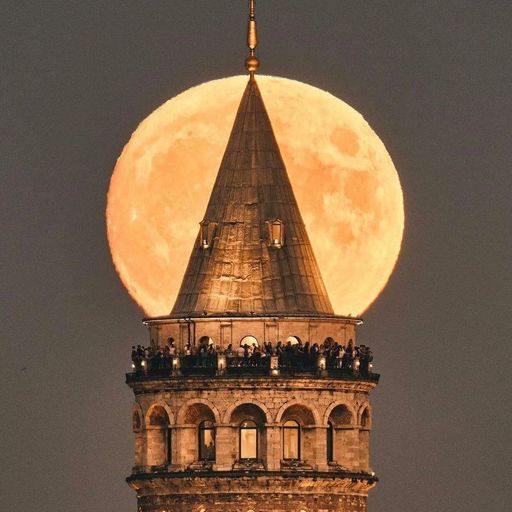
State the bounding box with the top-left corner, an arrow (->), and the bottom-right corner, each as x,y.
283,420 -> 300,460
132,410 -> 141,431
198,336 -> 214,347
361,408 -> 370,429
198,420 -> 216,461
327,421 -> 334,462
286,336 -> 301,346
240,335 -> 258,347
240,420 -> 258,460
147,406 -> 171,466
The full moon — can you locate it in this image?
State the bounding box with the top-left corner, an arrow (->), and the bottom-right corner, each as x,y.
107,75 -> 404,317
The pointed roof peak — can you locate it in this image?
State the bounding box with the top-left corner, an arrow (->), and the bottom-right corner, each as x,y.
171,77 -> 334,317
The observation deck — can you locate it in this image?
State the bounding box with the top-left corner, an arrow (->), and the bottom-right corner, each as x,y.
126,353 -> 379,384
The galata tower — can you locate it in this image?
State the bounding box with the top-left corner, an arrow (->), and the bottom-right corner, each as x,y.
126,2 -> 379,511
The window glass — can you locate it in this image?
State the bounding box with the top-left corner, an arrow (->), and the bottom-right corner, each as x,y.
283,420 -> 300,460
198,421 -> 216,461
167,428 -> 172,464
327,421 -> 334,462
240,420 -> 258,459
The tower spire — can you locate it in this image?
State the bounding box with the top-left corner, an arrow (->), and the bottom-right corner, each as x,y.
245,0 -> 260,74
172,78 -> 334,317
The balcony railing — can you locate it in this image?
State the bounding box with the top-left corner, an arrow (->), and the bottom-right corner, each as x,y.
126,353 -> 379,383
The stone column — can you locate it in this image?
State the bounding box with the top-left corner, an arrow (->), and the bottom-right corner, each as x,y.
266,424 -> 281,470
214,425 -> 235,471
146,426 -> 165,466
336,427 -> 360,470
168,425 -> 181,471
314,425 -> 328,471
134,430 -> 144,469
174,425 -> 196,467
359,428 -> 371,471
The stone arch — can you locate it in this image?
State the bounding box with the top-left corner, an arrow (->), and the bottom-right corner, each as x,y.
359,405 -> 371,429
132,403 -> 143,432
177,398 -> 220,425
144,402 -> 174,427
323,401 -> 356,427
148,406 -> 170,427
227,402 -> 269,463
278,402 -> 320,463
276,400 -> 320,426
198,335 -> 214,346
358,404 -> 372,470
132,403 -> 145,468
324,402 -> 358,469
223,399 -> 271,424
144,404 -> 172,467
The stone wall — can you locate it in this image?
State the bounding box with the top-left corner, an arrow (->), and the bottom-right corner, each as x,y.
130,377 -> 375,473
129,474 -> 373,512
146,316 -> 360,352
139,492 -> 368,512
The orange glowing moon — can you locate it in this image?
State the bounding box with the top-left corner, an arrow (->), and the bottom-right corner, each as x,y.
107,75 -> 404,317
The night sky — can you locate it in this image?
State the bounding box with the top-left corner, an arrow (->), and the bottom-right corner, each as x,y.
2,1 -> 511,511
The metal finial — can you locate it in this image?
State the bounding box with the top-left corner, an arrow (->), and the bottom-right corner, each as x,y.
245,0 -> 260,74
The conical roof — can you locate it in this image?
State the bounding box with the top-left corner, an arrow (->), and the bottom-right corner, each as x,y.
172,77 -> 333,317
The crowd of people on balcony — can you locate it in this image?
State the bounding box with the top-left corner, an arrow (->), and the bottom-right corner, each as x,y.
131,336 -> 373,375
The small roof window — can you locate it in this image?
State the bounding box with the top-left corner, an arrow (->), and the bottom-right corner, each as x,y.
199,220 -> 218,249
266,218 -> 284,248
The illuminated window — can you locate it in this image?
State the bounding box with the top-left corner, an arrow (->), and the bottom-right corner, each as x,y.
240,335 -> 259,347
240,420 -> 258,459
266,218 -> 284,248
327,421 -> 334,462
283,420 -> 300,460
198,421 -> 216,461
286,336 -> 301,346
